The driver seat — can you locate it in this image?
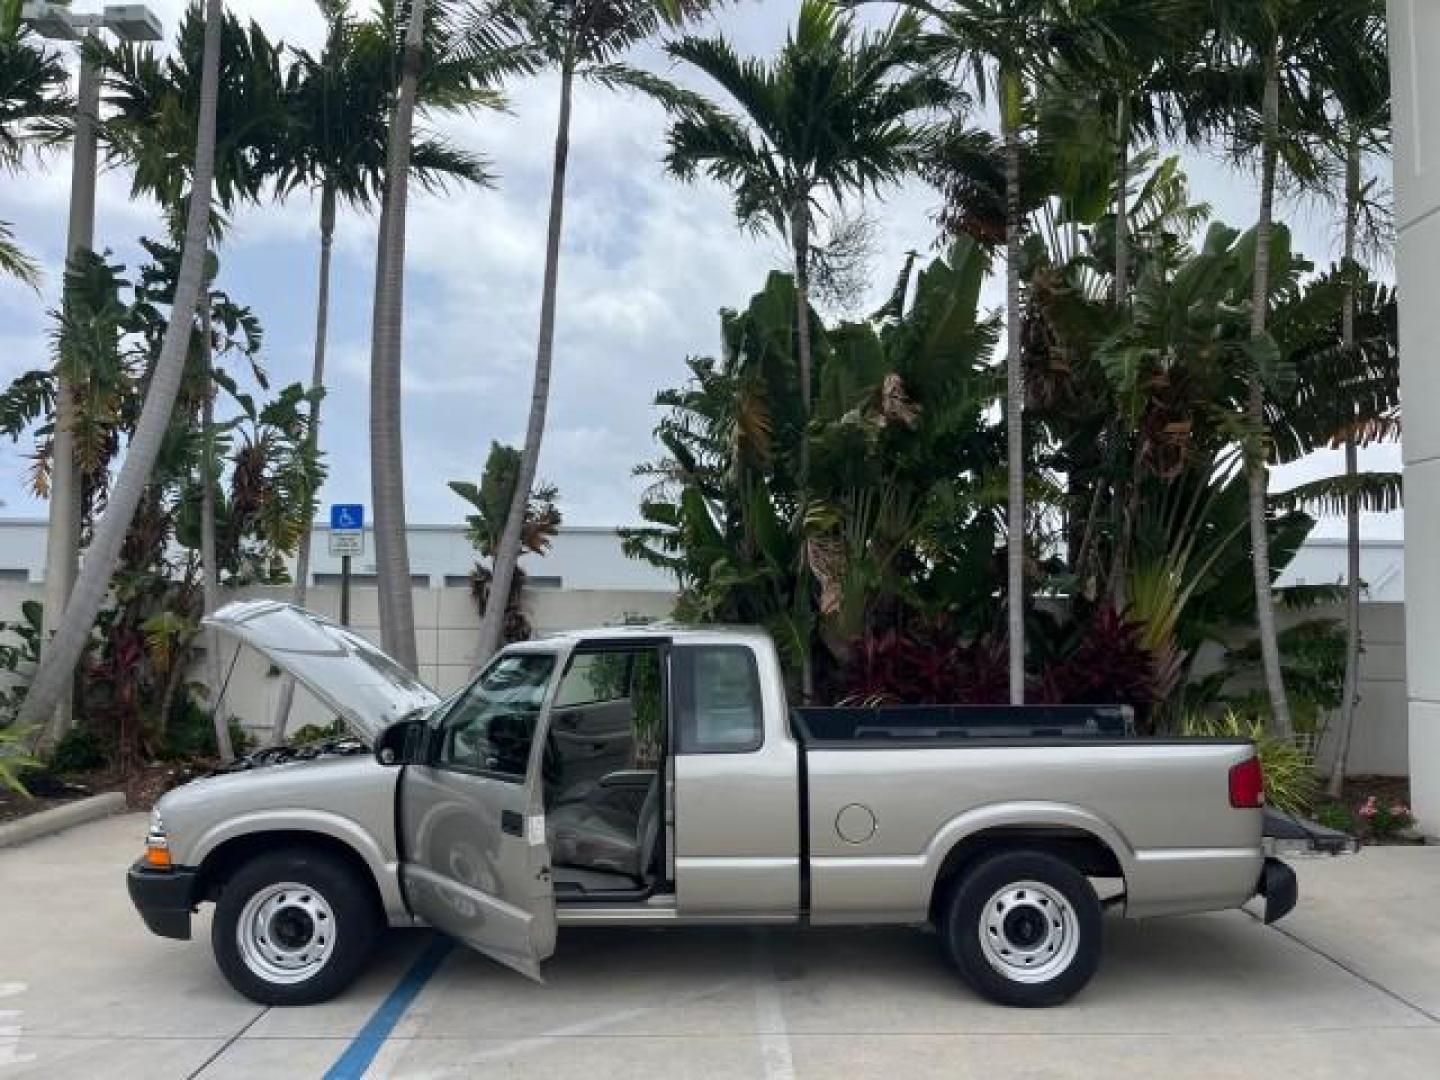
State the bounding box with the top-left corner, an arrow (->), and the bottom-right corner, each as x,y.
547,773 -> 661,883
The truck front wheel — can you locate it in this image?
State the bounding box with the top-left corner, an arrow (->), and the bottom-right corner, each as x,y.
942,850 -> 1102,1007
212,847 -> 380,1006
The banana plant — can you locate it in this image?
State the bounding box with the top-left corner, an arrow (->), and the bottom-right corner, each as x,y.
626,242 -> 1001,693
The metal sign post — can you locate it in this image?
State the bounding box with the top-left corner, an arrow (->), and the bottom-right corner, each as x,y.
329,504 -> 366,628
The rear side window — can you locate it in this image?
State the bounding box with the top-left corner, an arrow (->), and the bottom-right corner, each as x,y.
673,646 -> 764,754
554,652 -> 628,707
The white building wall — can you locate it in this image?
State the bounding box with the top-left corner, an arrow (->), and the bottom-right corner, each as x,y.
0,519 -> 673,592
1387,0 -> 1440,829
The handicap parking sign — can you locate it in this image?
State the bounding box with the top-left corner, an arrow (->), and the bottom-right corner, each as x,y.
330,504 -> 365,531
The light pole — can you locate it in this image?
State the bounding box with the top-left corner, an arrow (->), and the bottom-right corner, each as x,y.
22,2 -> 161,745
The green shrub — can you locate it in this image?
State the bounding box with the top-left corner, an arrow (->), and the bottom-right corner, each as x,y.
1182,710 -> 1318,815
49,726 -> 110,775
160,698 -> 253,761
1314,801 -> 1358,834
0,723 -> 40,797
1358,796 -> 1416,840
290,719 -> 346,746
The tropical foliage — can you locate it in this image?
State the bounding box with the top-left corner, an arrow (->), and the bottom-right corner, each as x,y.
452,442 -> 562,646
0,0 -> 1403,793
0,240 -> 320,768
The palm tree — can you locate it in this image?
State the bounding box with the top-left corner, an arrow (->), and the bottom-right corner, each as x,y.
664,0 -> 949,698
1180,0 -> 1378,737
369,0 -> 431,672
103,4 -> 289,758
1285,0 -> 1390,792
472,0 -> 715,666
878,0 -> 1057,705
1052,1 -> 1192,304
1,27 -> 70,285
16,0 -> 223,737
268,0 -> 500,738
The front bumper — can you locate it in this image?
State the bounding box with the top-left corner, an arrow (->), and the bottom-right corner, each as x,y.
1256,857 -> 1298,924
127,861 -> 200,940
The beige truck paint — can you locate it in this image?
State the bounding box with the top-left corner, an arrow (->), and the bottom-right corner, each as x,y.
151,605 -> 1270,954
803,741 -> 1260,923
157,753 -> 414,924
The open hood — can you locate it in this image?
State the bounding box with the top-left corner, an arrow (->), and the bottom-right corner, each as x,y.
204,600 -> 441,744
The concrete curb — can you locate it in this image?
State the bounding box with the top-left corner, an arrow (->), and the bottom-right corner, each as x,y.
0,791 -> 128,849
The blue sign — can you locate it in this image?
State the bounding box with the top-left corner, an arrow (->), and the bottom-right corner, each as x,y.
331,504 -> 365,531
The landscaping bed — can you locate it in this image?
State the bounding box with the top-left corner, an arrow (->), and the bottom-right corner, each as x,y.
1313,775 -> 1424,845
0,760 -> 206,824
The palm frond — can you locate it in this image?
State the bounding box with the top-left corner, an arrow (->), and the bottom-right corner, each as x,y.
1271,471 -> 1403,517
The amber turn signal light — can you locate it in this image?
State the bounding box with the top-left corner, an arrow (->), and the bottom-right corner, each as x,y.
144,842 -> 172,869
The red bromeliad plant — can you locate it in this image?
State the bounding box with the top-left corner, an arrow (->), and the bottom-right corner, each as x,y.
839,609 -> 1160,719
840,620 -> 968,705
1032,607 -> 1161,729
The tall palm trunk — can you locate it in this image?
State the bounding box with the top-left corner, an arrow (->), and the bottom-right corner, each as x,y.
39,33 -> 102,748
1112,96 -> 1130,305
477,58 -> 575,666
18,0 -> 223,734
1002,91 -> 1026,706
369,0 -> 426,673
272,181 -> 337,743
1328,134 -> 1363,797
792,196 -> 815,703
1247,45 -> 1292,737
199,286 -> 234,761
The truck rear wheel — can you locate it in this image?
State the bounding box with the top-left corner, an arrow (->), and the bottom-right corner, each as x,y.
212,847 -> 380,1006
942,850 -> 1102,1007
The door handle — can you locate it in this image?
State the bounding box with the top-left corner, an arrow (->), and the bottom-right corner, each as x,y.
501,810 -> 524,837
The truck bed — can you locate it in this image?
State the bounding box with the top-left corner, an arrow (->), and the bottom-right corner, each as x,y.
789,704 -> 1262,925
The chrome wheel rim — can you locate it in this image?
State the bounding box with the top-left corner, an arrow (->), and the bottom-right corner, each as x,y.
978,880 -> 1079,984
236,882 -> 336,985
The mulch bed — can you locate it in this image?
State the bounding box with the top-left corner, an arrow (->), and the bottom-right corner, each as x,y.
0,761 -> 209,825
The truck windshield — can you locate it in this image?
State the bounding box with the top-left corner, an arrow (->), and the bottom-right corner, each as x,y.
428,653 -> 558,779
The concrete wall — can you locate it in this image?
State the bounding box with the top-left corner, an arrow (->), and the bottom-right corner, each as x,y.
1311,603 -> 1408,778
0,520 -> 673,592
1185,602 -> 1409,778
1387,0 -> 1440,827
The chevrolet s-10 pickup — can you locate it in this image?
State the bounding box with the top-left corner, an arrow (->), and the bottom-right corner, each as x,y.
128,601 -> 1344,1008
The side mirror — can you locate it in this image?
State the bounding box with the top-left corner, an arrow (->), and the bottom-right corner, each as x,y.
375,718 -> 422,767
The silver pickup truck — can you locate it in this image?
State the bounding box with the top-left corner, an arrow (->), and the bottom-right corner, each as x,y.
127,601 -> 1330,1009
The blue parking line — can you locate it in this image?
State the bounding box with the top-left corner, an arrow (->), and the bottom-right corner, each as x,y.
324,935 -> 455,1080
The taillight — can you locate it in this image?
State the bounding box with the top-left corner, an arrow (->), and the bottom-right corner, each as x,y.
1229,756 -> 1265,808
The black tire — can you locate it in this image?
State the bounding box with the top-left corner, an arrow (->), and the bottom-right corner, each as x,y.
211,846 -> 381,1006
941,849 -> 1102,1008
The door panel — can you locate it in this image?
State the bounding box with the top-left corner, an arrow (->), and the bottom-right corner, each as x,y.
399,649 -> 563,979
548,700 -> 635,789
670,645 -> 801,918
401,766 -> 554,979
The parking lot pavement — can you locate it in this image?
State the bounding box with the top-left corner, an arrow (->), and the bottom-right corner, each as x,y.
3,813 -> 1439,1079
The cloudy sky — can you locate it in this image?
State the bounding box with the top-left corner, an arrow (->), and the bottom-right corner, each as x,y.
0,0 -> 1401,539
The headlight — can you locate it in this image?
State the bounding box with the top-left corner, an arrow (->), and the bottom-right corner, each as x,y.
143,808 -> 171,869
